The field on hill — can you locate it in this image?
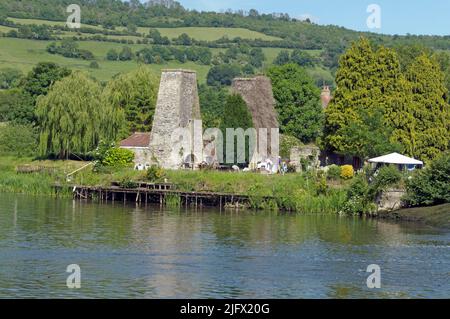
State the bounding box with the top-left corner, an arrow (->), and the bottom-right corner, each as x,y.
0,17 -> 334,83
0,38 -> 211,81
7,18 -> 282,41
0,37 -> 317,82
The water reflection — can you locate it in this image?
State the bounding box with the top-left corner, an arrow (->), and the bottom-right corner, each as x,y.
0,194 -> 449,298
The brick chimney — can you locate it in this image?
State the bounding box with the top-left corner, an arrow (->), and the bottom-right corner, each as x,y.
320,85 -> 332,108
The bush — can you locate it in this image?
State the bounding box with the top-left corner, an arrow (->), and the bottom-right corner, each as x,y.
146,165 -> 166,182
405,152 -> 450,206
0,124 -> 38,157
327,165 -> 341,180
89,61 -> 100,69
280,134 -> 302,158
342,175 -> 376,215
373,165 -> 402,190
340,165 -> 354,180
101,148 -> 134,167
118,178 -> 138,189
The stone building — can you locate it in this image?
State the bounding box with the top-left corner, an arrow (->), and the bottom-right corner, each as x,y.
148,69 -> 203,170
119,132 -> 152,166
231,76 -> 279,167
290,145 -> 321,172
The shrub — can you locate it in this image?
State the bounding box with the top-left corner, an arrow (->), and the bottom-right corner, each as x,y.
280,134 -> 302,158
118,178 -> 138,189
146,165 -> 165,182
405,152 -> 450,206
89,61 -> 100,69
0,123 -> 38,157
327,165 -> 341,180
101,148 -> 134,167
373,165 -> 402,190
315,176 -> 329,195
343,175 -> 376,215
340,165 -> 354,180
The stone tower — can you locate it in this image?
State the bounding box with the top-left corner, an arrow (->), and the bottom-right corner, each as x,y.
231,76 -> 279,166
149,70 -> 203,170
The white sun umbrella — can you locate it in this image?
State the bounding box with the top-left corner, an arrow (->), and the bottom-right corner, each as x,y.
368,153 -> 423,165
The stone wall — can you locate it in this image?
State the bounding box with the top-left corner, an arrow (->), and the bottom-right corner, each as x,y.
149,70 -> 203,169
376,189 -> 407,212
290,145 -> 320,172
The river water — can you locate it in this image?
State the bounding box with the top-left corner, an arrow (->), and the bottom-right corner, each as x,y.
0,194 -> 449,299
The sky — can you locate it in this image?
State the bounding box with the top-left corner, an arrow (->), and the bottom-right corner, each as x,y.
176,0 -> 450,36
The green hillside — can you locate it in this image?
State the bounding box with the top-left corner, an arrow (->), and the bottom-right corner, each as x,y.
0,38 -> 213,82
1,0 -> 448,86
8,18 -> 282,41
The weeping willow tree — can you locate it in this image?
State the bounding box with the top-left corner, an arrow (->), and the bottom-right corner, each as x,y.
36,72 -> 120,159
102,67 -> 159,139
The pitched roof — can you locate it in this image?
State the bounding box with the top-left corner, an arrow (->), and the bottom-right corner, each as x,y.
119,132 -> 151,148
368,153 -> 423,165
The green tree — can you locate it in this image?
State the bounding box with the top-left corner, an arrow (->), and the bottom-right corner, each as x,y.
0,123 -> 38,157
273,50 -> 290,65
290,49 -> 316,67
405,152 -> 450,206
0,68 -> 23,89
21,62 -> 71,98
339,108 -> 403,159
220,93 -> 254,165
267,63 -> 323,143
401,54 -> 449,162
198,84 -> 228,128
324,38 -> 405,157
106,49 -> 119,61
35,72 -> 111,158
119,46 -> 134,61
0,89 -> 34,124
207,64 -> 241,87
102,67 -> 159,138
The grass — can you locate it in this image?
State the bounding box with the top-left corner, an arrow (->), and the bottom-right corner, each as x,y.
0,17 -> 331,82
380,204 -> 450,228
0,156 -> 82,196
0,37 -> 324,83
154,27 -> 281,41
0,155 -> 348,213
7,17 -> 282,41
0,38 -> 211,82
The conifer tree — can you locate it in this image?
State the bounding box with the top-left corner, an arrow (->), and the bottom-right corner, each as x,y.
324,38 -> 405,158
401,54 -> 449,161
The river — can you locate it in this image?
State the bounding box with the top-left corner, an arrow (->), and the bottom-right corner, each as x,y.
0,194 -> 449,298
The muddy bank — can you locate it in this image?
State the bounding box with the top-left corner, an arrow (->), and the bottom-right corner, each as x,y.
378,204 -> 450,228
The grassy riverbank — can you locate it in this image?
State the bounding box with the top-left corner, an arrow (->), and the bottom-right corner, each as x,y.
378,204 -> 450,228
0,156 -> 348,213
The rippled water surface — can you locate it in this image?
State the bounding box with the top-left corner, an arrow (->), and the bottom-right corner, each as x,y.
0,194 -> 449,298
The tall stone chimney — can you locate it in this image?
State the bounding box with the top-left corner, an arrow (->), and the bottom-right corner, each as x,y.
149,69 -> 203,169
231,76 -> 280,166
321,85 -> 332,108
